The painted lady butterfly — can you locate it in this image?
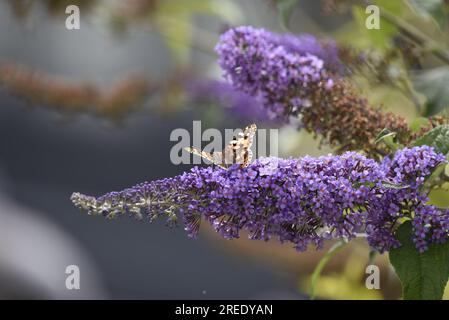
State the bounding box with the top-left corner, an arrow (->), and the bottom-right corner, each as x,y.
184,123 -> 257,169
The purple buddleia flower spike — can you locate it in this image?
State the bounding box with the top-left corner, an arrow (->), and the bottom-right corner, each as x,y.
71,146 -> 448,253
215,26 -> 334,121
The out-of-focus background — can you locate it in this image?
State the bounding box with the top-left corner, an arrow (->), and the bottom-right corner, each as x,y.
1,0 -> 443,299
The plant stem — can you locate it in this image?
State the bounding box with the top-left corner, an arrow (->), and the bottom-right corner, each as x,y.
397,77 -> 424,115
379,8 -> 449,66
309,238 -> 348,300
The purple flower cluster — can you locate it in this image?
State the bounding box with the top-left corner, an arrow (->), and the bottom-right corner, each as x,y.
367,146 -> 448,252
71,146 -> 448,253
268,33 -> 346,74
215,26 -> 335,121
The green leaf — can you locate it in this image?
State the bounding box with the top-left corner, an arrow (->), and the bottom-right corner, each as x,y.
375,129 -> 396,143
413,125 -> 449,155
389,222 -> 449,300
381,181 -> 410,189
310,239 -> 347,300
406,0 -> 447,27
353,181 -> 376,189
413,67 -> 449,116
354,180 -> 409,190
275,0 -> 299,30
423,162 -> 447,189
410,117 -> 431,133
375,128 -> 402,151
428,188 -> 449,208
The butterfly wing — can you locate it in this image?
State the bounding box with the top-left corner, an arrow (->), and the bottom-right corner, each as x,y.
223,123 -> 257,168
184,147 -> 227,168
239,123 -> 257,167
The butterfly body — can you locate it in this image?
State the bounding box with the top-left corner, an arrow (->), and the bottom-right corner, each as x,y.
185,124 -> 257,169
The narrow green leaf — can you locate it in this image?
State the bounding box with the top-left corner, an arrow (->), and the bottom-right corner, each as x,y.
353,181 -> 375,189
375,129 -> 396,143
353,180 -> 409,190
375,129 -> 401,151
389,222 -> 449,300
413,125 -> 449,155
381,181 -> 410,189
